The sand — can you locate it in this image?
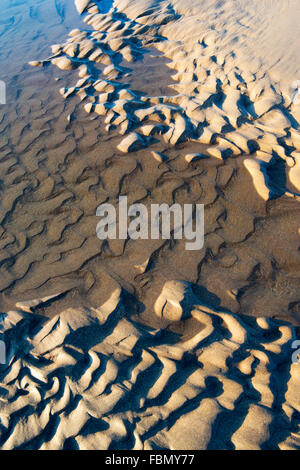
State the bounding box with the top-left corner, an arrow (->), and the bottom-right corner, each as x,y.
0,282 -> 300,450
0,0 -> 300,450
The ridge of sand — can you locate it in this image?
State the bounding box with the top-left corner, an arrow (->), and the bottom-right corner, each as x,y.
0,280 -> 299,450
0,0 -> 300,450
31,0 -> 300,199
0,1 -> 298,320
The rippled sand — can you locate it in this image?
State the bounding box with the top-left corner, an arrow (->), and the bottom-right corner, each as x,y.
0,0 -> 300,450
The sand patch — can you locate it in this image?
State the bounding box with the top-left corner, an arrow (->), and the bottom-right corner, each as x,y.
0,282 -> 299,450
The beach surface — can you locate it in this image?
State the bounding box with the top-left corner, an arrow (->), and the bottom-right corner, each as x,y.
0,0 -> 300,450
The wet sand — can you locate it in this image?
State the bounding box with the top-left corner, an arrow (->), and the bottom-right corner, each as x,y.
0,0 -> 299,451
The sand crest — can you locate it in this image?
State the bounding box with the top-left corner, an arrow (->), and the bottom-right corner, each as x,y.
0,283 -> 299,450
0,0 -> 299,450
30,0 -> 300,199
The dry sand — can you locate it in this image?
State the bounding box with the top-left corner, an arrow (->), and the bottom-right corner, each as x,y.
0,0 -> 300,450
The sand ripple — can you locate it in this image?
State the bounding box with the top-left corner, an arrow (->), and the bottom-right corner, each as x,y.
31,0 -> 300,200
0,282 -> 299,450
0,0 -> 300,450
